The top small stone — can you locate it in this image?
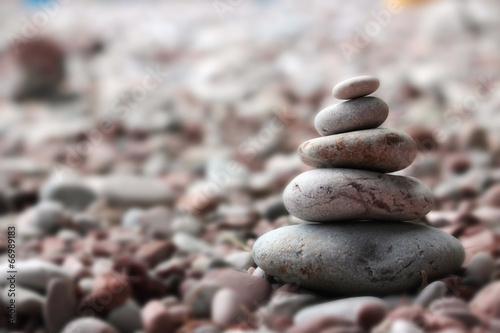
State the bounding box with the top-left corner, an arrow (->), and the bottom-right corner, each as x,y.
332,75 -> 380,100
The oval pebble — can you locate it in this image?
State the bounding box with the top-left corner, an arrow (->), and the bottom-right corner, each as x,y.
44,278 -> 76,333
107,300 -> 143,333
2,286 -> 45,316
253,222 -> 464,295
314,97 -> 388,136
211,288 -> 243,326
0,259 -> 71,292
294,297 -> 387,328
61,317 -> 118,333
413,281 -> 448,308
332,75 -> 380,100
283,169 -> 434,222
470,281 -> 500,320
298,128 -> 417,172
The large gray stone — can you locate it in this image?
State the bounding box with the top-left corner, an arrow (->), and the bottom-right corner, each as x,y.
298,128 -> 417,172
314,97 -> 388,136
283,169 -> 433,222
253,223 -> 464,295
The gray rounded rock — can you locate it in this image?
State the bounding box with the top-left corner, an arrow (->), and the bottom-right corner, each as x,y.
314,97 -> 388,136
252,222 -> 465,295
298,128 -> 417,172
413,281 -> 448,308
283,169 -> 433,222
40,178 -> 97,211
332,76 -> 380,100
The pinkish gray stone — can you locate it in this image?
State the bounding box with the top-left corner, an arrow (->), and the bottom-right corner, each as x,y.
283,169 -> 433,222
298,128 -> 417,172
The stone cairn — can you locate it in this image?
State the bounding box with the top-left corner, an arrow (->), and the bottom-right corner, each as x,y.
253,76 -> 465,295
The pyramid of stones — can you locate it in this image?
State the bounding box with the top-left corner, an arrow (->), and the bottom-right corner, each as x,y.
253,76 -> 465,295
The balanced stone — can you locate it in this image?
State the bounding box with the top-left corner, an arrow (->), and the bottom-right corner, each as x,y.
332,75 -> 380,100
315,97 -> 388,136
283,168 -> 433,222
298,128 -> 417,172
252,222 -> 465,295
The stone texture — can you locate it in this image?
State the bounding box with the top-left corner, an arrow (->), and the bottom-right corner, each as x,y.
314,97 -> 388,136
298,128 -> 417,172
107,300 -> 143,333
2,286 -> 45,316
413,281 -> 448,308
211,288 -> 243,326
44,278 -> 76,333
252,222 -> 464,295
61,317 -> 118,333
332,75 -> 380,100
0,259 -> 71,292
40,178 -> 97,211
283,169 -> 434,222
202,268 -> 272,310
294,297 -> 387,329
90,175 -> 174,207
470,281 -> 500,320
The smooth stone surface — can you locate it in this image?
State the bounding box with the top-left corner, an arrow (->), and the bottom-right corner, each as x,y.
202,268 -> 272,311
258,293 -> 320,327
1,286 -> 45,316
253,223 -> 465,295
314,97 -> 388,136
298,128 -> 417,172
107,300 -> 143,333
224,251 -> 255,270
0,259 -> 71,292
61,317 -> 118,333
283,169 -> 433,222
211,288 -> 243,326
470,281 -> 500,320
44,278 -> 76,333
332,75 -> 380,99
294,297 -> 387,323
413,281 -> 448,308
141,300 -> 177,333
40,178 -> 97,211
89,175 -> 174,207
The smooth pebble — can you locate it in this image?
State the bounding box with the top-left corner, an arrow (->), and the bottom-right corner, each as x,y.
298,128 -> 417,172
314,97 -> 388,136
332,75 -> 380,100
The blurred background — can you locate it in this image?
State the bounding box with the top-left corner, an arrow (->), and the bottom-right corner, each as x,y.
0,0 -> 500,332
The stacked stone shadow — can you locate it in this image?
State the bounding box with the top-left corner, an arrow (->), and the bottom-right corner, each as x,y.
253,76 -> 465,295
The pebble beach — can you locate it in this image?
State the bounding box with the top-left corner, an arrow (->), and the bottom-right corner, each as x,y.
0,0 -> 500,332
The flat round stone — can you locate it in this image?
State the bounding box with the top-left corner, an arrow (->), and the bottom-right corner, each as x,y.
298,128 -> 417,172
315,97 -> 388,136
283,169 -> 433,222
252,222 -> 465,295
332,76 -> 380,99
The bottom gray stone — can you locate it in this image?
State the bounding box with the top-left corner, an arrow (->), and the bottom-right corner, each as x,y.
252,222 -> 464,295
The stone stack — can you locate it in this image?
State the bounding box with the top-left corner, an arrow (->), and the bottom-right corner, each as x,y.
253,76 -> 465,295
